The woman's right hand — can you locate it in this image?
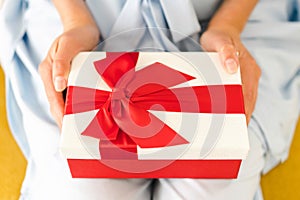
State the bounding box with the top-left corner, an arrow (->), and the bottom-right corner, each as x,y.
39,24 -> 99,128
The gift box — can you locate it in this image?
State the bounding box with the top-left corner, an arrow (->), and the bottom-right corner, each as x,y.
60,52 -> 249,178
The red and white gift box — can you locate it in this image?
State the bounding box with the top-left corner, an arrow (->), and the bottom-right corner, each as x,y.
60,52 -> 249,178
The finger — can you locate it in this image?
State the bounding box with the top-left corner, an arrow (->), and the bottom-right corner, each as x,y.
219,43 -> 239,74
39,59 -> 65,128
239,51 -> 261,124
52,35 -> 82,92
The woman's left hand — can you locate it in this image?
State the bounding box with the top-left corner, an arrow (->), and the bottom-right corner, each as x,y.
200,28 -> 261,124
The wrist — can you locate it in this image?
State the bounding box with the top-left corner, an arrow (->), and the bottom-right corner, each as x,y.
63,20 -> 98,33
206,24 -> 241,38
207,0 -> 258,37
63,24 -> 100,47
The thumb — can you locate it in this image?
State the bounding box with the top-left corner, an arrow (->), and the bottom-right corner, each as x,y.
218,42 -> 239,74
53,59 -> 70,92
52,37 -> 80,92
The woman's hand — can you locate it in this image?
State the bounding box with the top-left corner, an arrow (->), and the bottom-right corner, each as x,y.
39,25 -> 99,128
200,28 -> 261,123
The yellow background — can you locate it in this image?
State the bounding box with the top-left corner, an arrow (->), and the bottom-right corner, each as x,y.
0,67 -> 299,199
0,68 -> 27,199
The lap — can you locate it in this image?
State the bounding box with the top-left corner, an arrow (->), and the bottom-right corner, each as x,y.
20,119 -> 265,200
21,158 -> 153,200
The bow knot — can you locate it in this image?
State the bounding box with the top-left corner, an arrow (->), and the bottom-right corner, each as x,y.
111,88 -> 130,101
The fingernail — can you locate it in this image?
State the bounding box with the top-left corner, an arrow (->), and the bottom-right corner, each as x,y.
54,76 -> 67,92
225,58 -> 238,74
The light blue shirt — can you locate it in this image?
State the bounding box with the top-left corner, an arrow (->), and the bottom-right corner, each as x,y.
0,0 -> 299,178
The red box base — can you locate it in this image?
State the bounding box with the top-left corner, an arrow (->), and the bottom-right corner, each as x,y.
67,159 -> 242,179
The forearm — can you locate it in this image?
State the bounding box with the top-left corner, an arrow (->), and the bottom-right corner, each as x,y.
208,0 -> 258,35
52,0 -> 98,32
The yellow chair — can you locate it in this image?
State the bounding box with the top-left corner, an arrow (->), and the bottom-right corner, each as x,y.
0,68 -> 27,199
0,67 -> 299,199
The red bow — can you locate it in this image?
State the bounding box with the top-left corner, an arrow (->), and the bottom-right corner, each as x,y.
65,52 -> 244,159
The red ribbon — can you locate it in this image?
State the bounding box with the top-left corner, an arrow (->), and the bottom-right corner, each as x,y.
65,52 -> 244,159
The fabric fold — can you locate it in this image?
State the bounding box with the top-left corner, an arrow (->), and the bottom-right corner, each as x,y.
101,0 -> 201,51
0,0 -> 26,68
